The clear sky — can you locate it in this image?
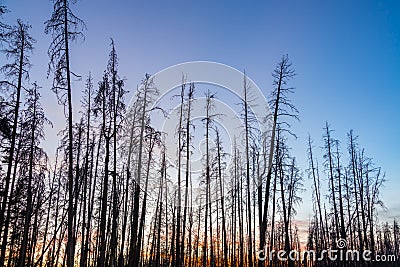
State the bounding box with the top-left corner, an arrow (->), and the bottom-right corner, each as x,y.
2,0 -> 400,227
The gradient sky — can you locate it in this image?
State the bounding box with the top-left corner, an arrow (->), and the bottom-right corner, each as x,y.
2,0 -> 400,229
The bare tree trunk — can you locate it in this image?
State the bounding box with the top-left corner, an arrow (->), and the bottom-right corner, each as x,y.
349,131 -> 363,250
335,141 -> 346,240
128,75 -> 150,267
0,22 -> 26,267
345,171 -> 354,250
203,92 -> 212,267
110,42 -> 123,267
259,56 -> 294,267
97,73 -> 113,265
216,129 -> 228,266
155,150 -> 166,267
181,83 -> 194,266
239,160 -> 244,267
38,149 -> 59,267
170,192 -> 177,267
269,159 -> 277,265
307,135 -> 326,248
232,143 -> 238,267
188,179 -> 193,267
243,73 -> 253,267
324,122 -> 340,239
135,130 -> 157,267
50,166 -> 63,267
18,86 -> 37,267
98,134 -> 110,267
63,0 -> 76,264
175,81 -> 185,267
276,129 -> 293,267
119,106 -> 137,267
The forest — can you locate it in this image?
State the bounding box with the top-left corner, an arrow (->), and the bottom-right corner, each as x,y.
0,1 -> 399,267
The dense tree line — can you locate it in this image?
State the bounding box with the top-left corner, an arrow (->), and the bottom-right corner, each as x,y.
0,1 -> 398,267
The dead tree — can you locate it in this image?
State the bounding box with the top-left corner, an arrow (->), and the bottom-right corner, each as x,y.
181,82 -> 195,265
259,55 -> 297,267
45,1 -> 85,265
307,135 -> 326,249
17,83 -> 50,267
323,122 -> 340,240
0,19 -> 34,267
128,74 -> 158,267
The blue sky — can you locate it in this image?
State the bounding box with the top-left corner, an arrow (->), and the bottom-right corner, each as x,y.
2,0 -> 400,225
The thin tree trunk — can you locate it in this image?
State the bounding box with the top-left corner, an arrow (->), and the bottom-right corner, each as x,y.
259,59 -> 284,267
349,131 -> 363,251
243,72 -> 253,267
325,123 -> 340,239
0,23 -> 25,267
18,87 -> 37,267
134,131 -> 156,267
216,129 -> 228,266
181,83 -> 194,266
175,81 -> 184,267
63,0 -> 76,265
128,76 -> 149,267
308,136 -> 326,248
